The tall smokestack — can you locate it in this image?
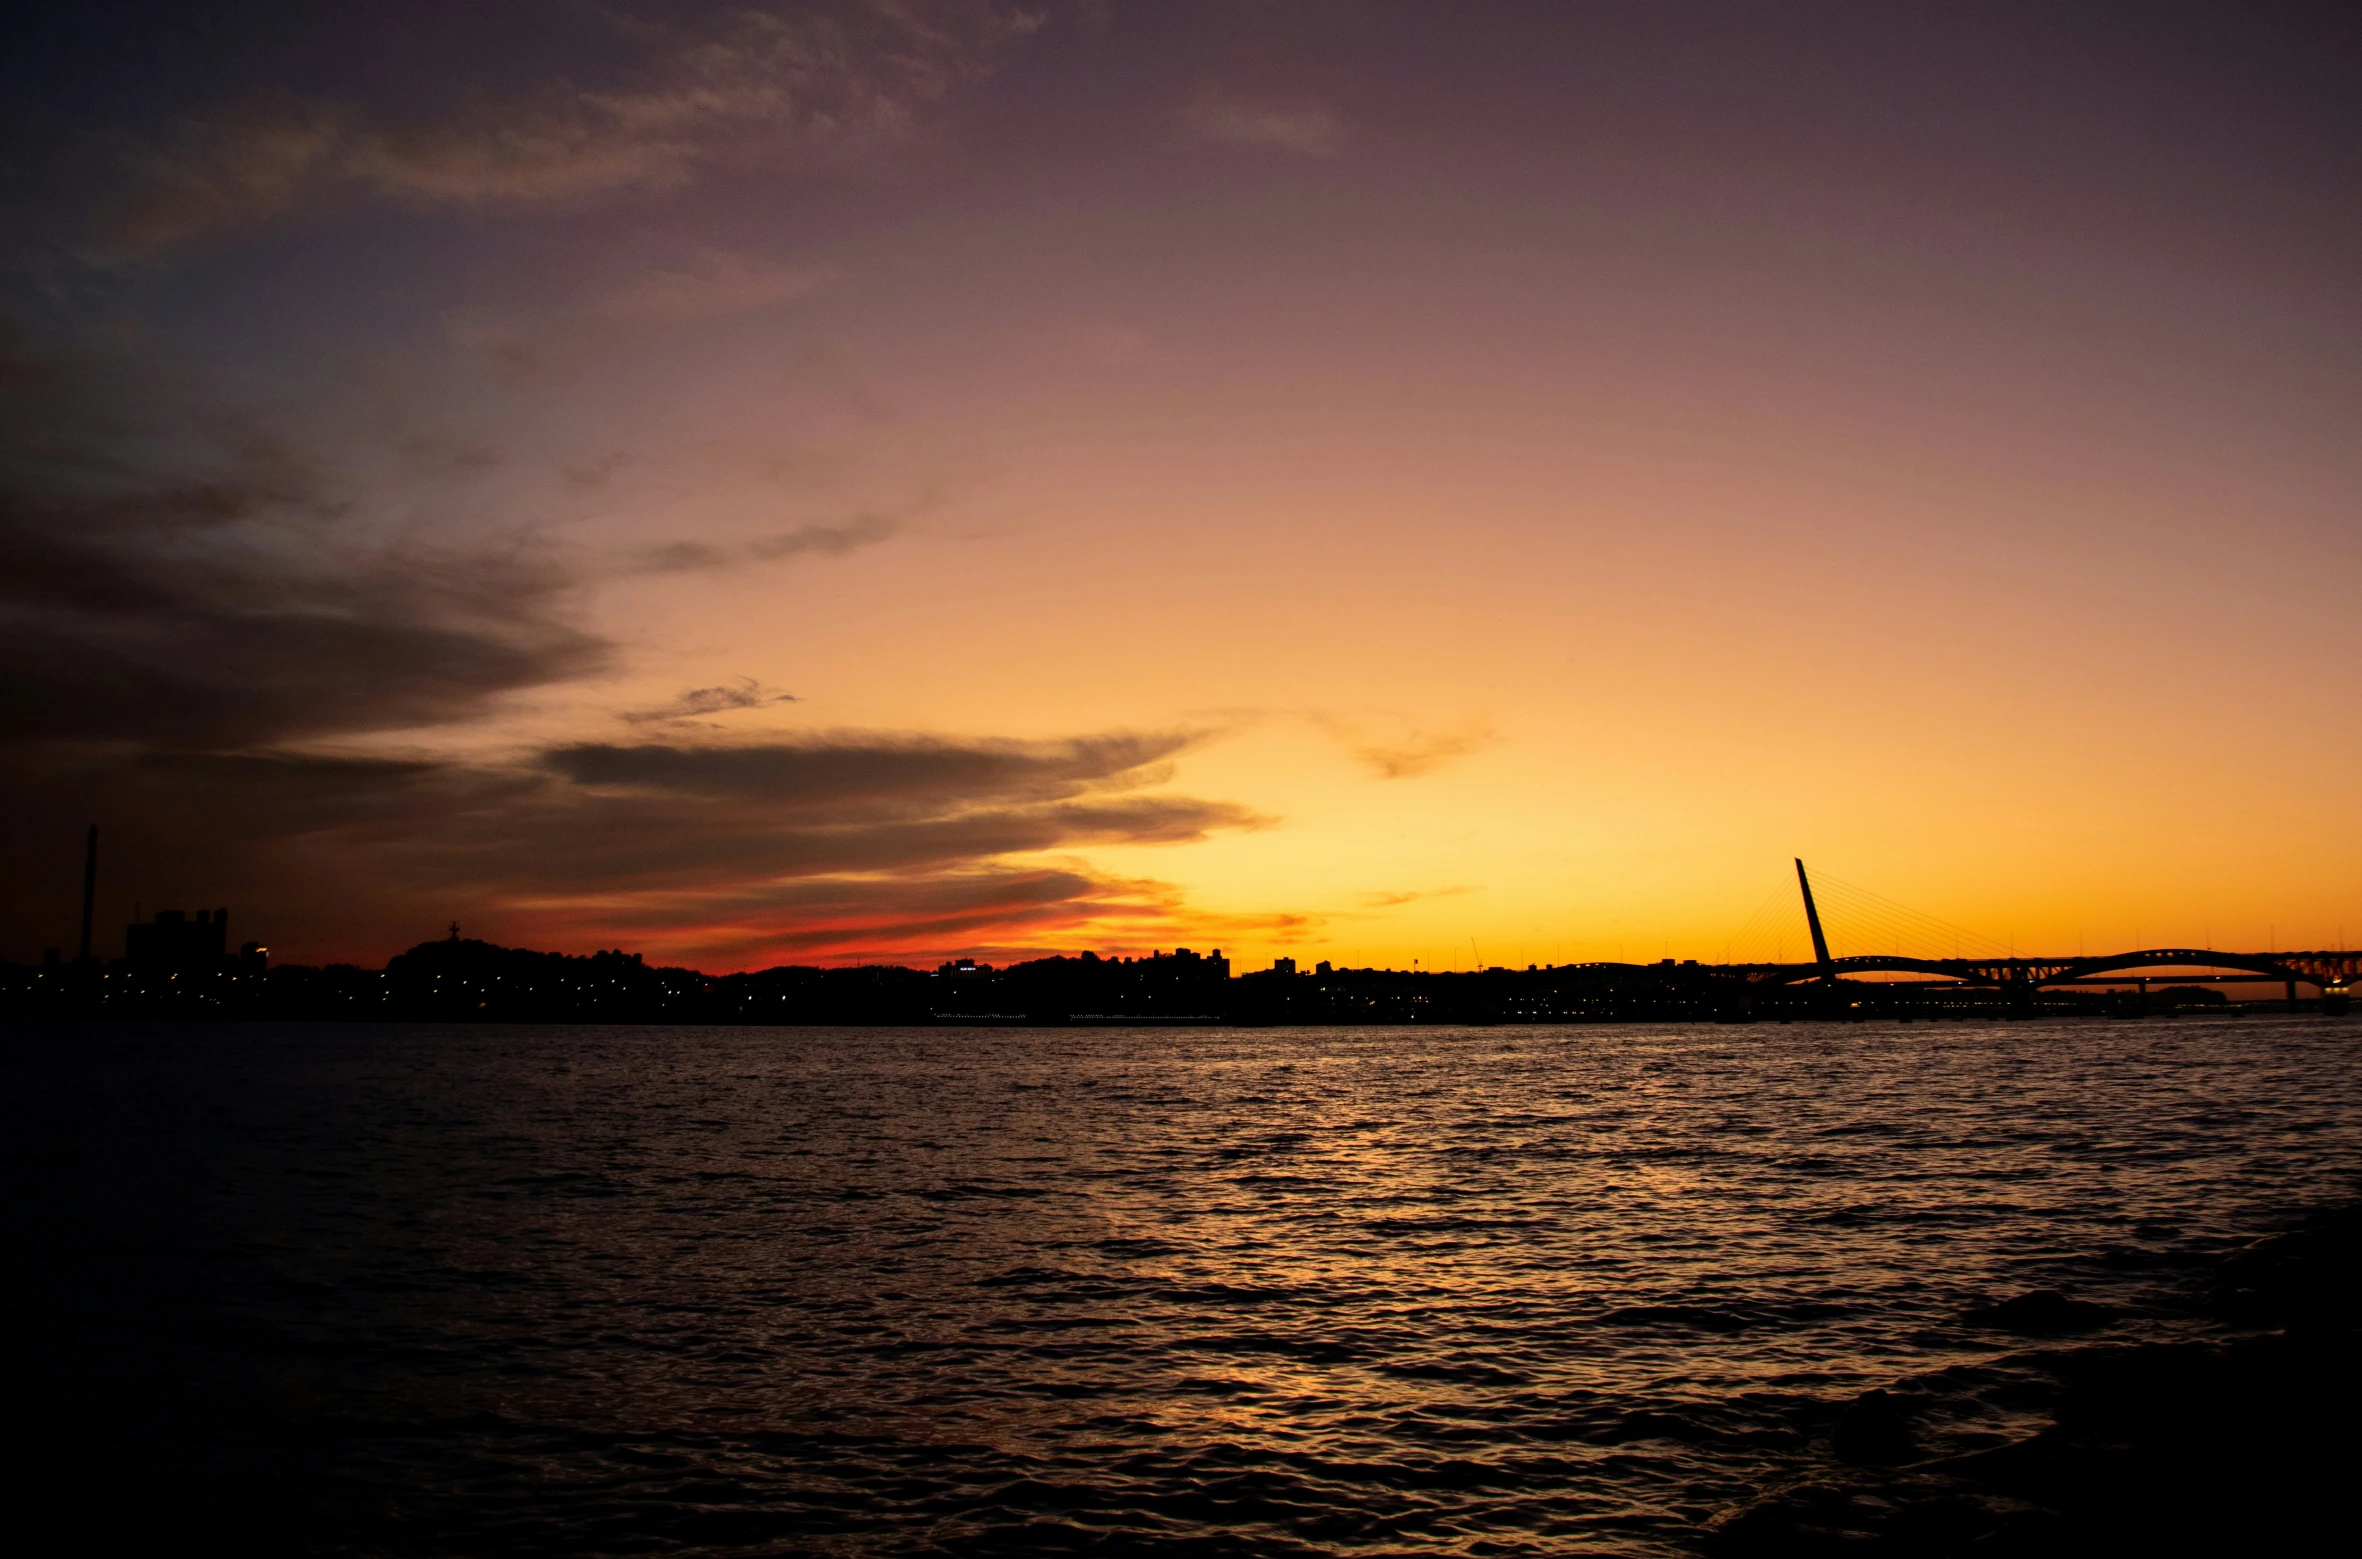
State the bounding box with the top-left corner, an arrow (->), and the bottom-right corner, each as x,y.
78,825 -> 97,963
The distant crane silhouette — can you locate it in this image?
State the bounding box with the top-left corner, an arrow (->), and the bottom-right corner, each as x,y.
78,825 -> 97,963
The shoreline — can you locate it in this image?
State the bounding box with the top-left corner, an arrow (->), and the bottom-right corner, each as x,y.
1705,1198 -> 2362,1554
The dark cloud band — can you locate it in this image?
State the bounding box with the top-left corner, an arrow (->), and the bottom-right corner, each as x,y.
0,731 -> 1262,968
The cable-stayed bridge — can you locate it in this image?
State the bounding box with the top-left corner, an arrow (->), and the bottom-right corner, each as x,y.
1721,861 -> 2357,1008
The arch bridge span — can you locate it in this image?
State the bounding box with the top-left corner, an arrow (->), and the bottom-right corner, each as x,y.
1743,948 -> 2358,993
1726,862 -> 2356,1004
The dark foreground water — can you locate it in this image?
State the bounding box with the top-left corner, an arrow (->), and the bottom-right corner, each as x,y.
6,1016 -> 2359,1555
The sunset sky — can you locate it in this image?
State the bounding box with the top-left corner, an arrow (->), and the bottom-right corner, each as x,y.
3,1 -> 2355,971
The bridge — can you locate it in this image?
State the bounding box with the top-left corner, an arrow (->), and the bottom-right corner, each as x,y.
1729,862 -> 2357,1009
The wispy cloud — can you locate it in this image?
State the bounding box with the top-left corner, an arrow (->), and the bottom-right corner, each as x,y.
593,251 -> 841,327
82,2 -> 1044,263
1313,716 -> 1497,779
1350,730 -> 1491,779
1355,886 -> 1475,909
751,512 -> 895,558
619,679 -> 800,726
634,513 -> 897,573
1178,96 -> 1344,158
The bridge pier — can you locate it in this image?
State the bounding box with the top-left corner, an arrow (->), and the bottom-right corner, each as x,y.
2288,978 -> 2300,1014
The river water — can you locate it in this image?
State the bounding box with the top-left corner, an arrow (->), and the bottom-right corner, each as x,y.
7,1015 -> 2359,1555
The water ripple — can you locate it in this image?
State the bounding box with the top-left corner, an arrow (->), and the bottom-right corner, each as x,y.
5,1015 -> 2359,1554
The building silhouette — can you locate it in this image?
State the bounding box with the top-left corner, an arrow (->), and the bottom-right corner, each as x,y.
126,908 -> 229,968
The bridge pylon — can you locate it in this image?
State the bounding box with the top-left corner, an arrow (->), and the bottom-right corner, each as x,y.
1794,859 -> 1836,987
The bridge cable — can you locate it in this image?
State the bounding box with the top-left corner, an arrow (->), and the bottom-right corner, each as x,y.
1724,879 -> 1812,965
1802,869 -> 2011,962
